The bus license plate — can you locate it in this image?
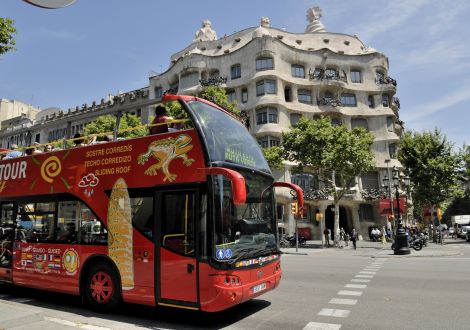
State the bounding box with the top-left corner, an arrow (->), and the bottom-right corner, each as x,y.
252,282 -> 266,294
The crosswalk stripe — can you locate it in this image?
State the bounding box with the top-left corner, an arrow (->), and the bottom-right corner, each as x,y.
355,274 -> 373,278
345,284 -> 367,289
351,279 -> 370,283
359,271 -> 376,274
318,308 -> 351,318
329,298 -> 357,305
337,290 -> 362,296
303,321 -> 342,330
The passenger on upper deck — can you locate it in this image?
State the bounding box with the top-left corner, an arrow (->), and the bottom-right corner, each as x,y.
4,144 -> 22,159
149,105 -> 173,135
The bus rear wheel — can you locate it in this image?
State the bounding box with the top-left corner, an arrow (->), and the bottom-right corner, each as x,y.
84,263 -> 121,312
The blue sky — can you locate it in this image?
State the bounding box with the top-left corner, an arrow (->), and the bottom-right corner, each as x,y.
2,0 -> 470,148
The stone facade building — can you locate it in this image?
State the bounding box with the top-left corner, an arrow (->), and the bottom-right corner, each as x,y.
0,7 -> 405,240
149,7 -> 404,240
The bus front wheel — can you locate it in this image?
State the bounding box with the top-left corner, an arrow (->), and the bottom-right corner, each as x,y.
84,263 -> 121,312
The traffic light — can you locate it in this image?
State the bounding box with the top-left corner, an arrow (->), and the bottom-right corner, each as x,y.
315,211 -> 322,222
436,208 -> 442,222
290,202 -> 298,215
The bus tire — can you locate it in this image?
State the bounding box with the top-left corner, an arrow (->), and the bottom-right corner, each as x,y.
84,262 -> 121,312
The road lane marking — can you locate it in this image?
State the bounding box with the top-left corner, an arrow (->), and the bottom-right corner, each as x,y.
351,279 -> 370,283
345,284 -> 367,289
318,308 -> 351,318
44,317 -> 114,330
355,274 -> 373,278
337,290 -> 362,296
359,271 -> 376,274
303,321 -> 342,330
329,298 -> 357,305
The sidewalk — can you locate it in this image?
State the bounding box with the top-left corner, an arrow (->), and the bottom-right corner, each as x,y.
281,238 -> 464,258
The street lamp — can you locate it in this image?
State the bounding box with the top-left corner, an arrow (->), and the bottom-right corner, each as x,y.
392,166 -> 410,255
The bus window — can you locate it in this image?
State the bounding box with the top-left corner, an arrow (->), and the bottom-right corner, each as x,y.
161,192 -> 195,257
79,204 -> 107,245
212,171 -> 276,261
56,201 -> 79,243
18,202 -> 56,243
130,196 -> 154,239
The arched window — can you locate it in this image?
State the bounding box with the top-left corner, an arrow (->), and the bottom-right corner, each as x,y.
291,173 -> 318,191
256,57 -> 274,71
256,107 -> 278,125
256,80 -> 277,96
351,118 -> 368,131
291,64 -> 305,78
231,64 -> 241,79
298,89 -> 312,104
361,171 -> 379,189
340,93 -> 357,107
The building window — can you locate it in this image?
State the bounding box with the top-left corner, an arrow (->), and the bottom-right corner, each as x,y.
231,64 -> 241,80
241,88 -> 248,103
351,118 -> 368,131
256,107 -> 278,125
386,117 -> 394,131
291,64 -> 305,78
258,136 -> 280,148
382,94 -> 390,107
361,171 -> 379,189
359,204 -> 374,221
284,86 -> 292,102
256,79 -> 277,96
256,57 -> 273,71
351,70 -> 362,83
290,113 -> 302,127
389,143 -> 397,158
298,89 -> 312,104
227,90 -> 236,103
340,93 -> 357,107
154,86 -> 163,98
291,173 -> 317,191
368,95 -> 375,108
331,118 -> 342,127
376,71 -> 385,84
324,91 -> 333,103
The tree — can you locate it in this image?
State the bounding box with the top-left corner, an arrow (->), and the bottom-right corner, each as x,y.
398,129 -> 461,220
262,146 -> 284,171
0,18 -> 17,56
199,86 -> 240,116
84,113 -> 146,139
282,117 -> 375,244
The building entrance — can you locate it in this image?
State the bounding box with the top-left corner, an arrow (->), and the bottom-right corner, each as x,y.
325,206 -> 351,240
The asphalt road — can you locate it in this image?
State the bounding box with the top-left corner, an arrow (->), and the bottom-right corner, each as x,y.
0,239 -> 469,329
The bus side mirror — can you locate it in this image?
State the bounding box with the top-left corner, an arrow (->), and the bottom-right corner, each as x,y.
197,167 -> 246,205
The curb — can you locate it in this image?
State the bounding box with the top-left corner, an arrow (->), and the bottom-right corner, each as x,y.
0,301 -> 43,329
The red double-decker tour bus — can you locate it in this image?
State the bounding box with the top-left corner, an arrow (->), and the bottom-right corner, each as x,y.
0,94 -> 303,312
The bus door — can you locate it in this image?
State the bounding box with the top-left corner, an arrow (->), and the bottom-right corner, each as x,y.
156,190 -> 199,307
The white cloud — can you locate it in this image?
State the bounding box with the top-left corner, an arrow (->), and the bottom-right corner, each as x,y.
349,0 -> 430,42
30,27 -> 85,41
403,84 -> 470,122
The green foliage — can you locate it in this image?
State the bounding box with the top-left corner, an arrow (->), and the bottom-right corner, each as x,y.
84,113 -> 146,139
262,146 -> 284,170
398,129 -> 461,209
0,18 -> 17,55
282,116 -> 375,201
199,86 -> 240,116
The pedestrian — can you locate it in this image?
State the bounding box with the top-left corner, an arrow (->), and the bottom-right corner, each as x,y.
339,227 -> 346,248
350,228 -> 358,250
381,226 -> 387,245
323,227 -> 330,247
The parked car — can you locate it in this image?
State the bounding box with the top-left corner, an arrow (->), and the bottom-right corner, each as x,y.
459,225 -> 470,239
466,231 -> 470,242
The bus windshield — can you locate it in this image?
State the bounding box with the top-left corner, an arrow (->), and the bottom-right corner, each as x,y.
187,100 -> 271,174
213,169 -> 276,263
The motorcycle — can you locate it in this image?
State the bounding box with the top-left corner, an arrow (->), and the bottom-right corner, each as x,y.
409,235 -> 423,251
285,233 -> 307,247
